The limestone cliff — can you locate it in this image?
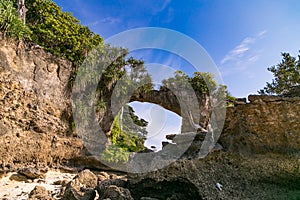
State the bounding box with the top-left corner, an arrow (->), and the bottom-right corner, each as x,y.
0,40 -> 84,169
220,95 -> 300,155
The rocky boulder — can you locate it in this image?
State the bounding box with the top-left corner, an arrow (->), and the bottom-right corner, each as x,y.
100,185 -> 133,200
18,167 -> 45,179
28,186 -> 54,200
62,169 -> 98,200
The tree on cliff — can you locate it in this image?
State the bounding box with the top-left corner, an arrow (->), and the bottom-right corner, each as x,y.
17,0 -> 27,24
259,52 -> 300,95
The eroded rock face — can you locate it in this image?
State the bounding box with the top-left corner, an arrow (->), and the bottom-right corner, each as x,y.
128,151 -> 300,199
1,39 -> 299,175
220,95 -> 300,154
0,41 -> 84,169
0,40 -> 215,169
0,42 -> 73,135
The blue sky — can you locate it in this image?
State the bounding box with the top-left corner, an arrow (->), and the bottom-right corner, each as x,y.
53,0 -> 300,148
54,0 -> 300,97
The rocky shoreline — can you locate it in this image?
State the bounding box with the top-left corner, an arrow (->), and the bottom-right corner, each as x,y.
1,150 -> 299,200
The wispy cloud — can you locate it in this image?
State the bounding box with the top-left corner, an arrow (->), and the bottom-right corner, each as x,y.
257,30 -> 267,38
101,17 -> 121,24
163,7 -> 175,23
153,0 -> 172,14
221,37 -> 252,64
88,17 -> 121,27
220,30 -> 267,77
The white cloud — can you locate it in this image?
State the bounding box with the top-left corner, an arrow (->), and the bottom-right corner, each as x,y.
257,30 -> 267,38
247,54 -> 260,62
220,30 -> 267,75
88,17 -> 121,27
153,0 -> 172,14
101,17 -> 121,24
163,7 -> 175,23
221,36 -> 256,65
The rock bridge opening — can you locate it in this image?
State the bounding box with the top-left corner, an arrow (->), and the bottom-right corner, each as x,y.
100,88 -> 212,154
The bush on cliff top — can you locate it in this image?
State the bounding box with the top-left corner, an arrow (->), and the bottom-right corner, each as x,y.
1,0 -> 103,64
25,0 -> 103,63
0,0 -> 31,40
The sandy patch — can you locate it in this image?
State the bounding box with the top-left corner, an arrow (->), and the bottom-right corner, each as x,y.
0,170 -> 76,200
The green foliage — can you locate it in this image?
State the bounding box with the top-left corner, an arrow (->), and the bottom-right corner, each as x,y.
0,0 -> 32,40
25,0 -> 103,63
259,52 -> 300,95
217,84 -> 235,107
161,70 -> 234,107
161,70 -> 190,90
110,108 -> 146,153
127,106 -> 148,128
96,48 -> 153,99
100,145 -> 130,164
121,106 -> 148,139
95,100 -> 106,113
101,106 -> 147,164
73,45 -> 151,164
190,72 -> 217,93
161,70 -> 218,94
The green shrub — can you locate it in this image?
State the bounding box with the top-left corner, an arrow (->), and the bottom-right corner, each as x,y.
0,0 -> 32,40
25,0 -> 103,63
100,145 -> 130,164
101,106 -> 147,164
110,111 -> 146,153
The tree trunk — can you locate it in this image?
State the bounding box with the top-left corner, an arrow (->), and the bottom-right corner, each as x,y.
17,0 -> 27,24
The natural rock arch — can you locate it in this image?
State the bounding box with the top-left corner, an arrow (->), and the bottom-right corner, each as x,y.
100,88 -> 212,137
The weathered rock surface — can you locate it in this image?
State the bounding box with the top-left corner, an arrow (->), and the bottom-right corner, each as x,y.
9,173 -> 28,182
28,186 -> 54,200
101,185 -> 133,200
0,40 -> 214,170
0,40 -> 85,169
19,167 -> 45,179
128,152 -> 300,199
220,95 -> 300,154
0,40 -> 73,135
62,169 -> 98,200
164,132 -> 215,159
96,177 -> 132,200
